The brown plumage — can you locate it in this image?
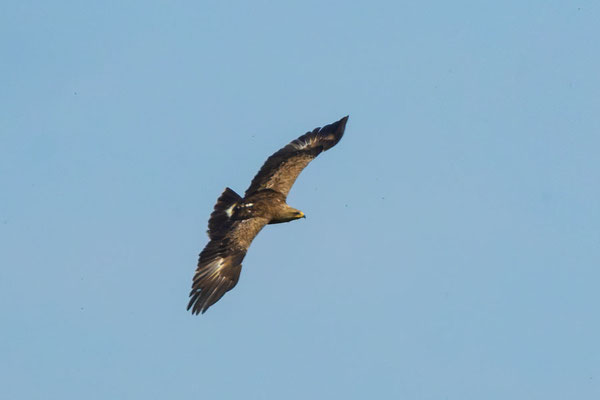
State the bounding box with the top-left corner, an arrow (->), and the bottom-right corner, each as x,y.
187,116 -> 348,314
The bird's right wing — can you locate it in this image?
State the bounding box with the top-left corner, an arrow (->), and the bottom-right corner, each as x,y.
188,216 -> 269,315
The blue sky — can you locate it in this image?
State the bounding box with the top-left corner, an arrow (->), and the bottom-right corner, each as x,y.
2,1 -> 599,399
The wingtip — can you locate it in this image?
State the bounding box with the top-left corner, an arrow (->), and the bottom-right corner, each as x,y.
319,115 -> 348,150
324,115 -> 349,129
338,115 -> 349,130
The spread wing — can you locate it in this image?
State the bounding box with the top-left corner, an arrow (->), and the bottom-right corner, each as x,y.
188,188 -> 269,314
245,116 -> 348,198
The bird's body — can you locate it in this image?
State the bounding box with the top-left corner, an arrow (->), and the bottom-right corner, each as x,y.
188,116 -> 348,314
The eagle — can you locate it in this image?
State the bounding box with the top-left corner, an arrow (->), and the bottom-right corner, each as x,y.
187,116 -> 348,314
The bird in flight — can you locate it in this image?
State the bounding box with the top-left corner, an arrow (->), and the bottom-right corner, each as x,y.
187,116 -> 348,314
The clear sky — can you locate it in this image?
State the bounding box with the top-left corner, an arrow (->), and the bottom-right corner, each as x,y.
2,1 -> 599,399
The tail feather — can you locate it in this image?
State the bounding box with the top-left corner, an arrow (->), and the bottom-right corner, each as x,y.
207,187 -> 242,239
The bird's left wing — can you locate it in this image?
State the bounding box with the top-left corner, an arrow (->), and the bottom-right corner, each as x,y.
244,116 -> 348,198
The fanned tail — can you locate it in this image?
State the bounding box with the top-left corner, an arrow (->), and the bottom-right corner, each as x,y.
207,187 -> 242,239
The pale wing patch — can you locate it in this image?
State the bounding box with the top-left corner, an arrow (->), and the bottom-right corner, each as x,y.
193,257 -> 225,284
289,135 -> 319,150
224,203 -> 237,217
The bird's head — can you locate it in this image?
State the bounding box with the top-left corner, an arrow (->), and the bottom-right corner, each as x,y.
284,206 -> 305,221
270,205 -> 306,224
